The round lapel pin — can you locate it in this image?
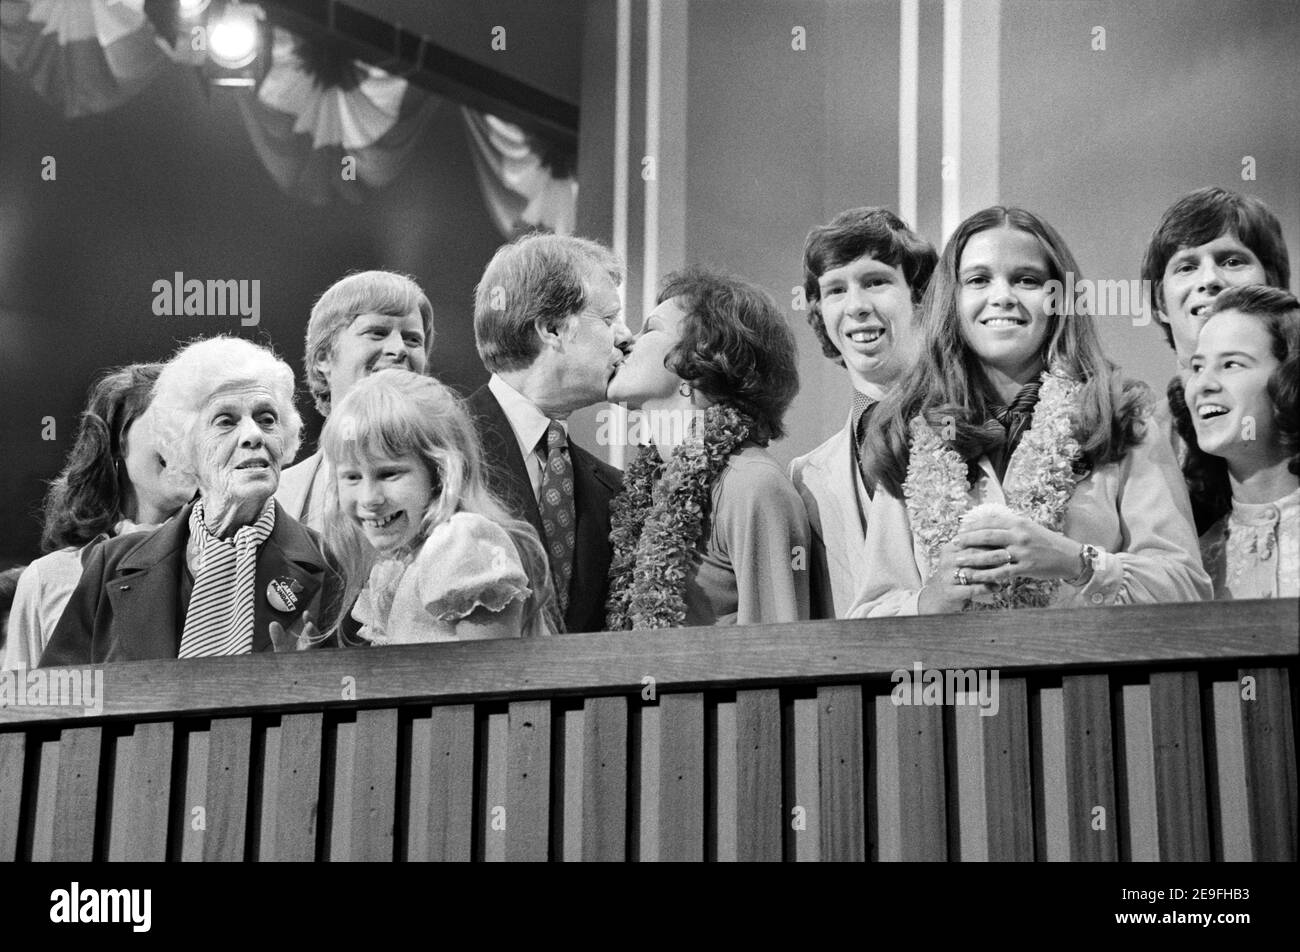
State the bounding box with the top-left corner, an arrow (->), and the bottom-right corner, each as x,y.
267,576 -> 304,613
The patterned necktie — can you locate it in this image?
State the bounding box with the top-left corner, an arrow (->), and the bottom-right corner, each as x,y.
851,390 -> 875,492
537,421 -> 575,617
178,499 -> 276,658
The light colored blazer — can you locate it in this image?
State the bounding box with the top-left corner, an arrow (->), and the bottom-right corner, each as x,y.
275,451 -> 328,533
789,410 -> 871,618
3,548 -> 85,670
849,415 -> 1211,617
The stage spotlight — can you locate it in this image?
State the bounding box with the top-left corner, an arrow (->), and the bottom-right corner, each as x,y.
207,2 -> 263,70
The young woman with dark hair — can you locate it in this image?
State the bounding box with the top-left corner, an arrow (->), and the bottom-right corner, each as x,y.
1185,285 -> 1300,599
604,267 -> 810,628
4,364 -> 195,668
850,206 -> 1210,617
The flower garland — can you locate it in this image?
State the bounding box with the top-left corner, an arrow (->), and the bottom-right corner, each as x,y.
605,405 -> 753,630
903,369 -> 1085,609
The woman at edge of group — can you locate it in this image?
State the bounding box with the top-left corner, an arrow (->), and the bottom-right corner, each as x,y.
850,205 -> 1211,617
40,337 -> 341,665
1184,285 -> 1299,599
3,364 -> 195,669
604,266 -> 811,628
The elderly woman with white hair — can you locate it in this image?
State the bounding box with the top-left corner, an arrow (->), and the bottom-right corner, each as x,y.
41,337 -> 341,665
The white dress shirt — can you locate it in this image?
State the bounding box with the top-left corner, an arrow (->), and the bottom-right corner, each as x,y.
488,374 -> 568,501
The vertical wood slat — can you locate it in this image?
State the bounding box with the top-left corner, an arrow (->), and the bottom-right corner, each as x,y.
257,720 -> 282,861
419,705 -> 475,862
1149,671 -> 1210,860
954,699 -> 987,861
270,712 -> 323,861
506,700 -> 551,861
203,717 -> 252,862
351,708 -> 398,861
1210,680 -> 1251,860
818,684 -> 865,861
983,677 -> 1033,861
328,717 -> 355,861
1118,684 -> 1159,862
52,726 -> 102,861
561,707 -> 584,861
736,689 -> 782,861
582,696 -> 628,861
897,702 -> 945,860
482,711 -> 508,861
179,727 -> 209,861
1034,687 -> 1069,861
637,704 -> 660,862
31,736 -> 61,861
0,732 -> 27,861
108,721 -> 174,861
874,695 -> 900,861
406,709 -> 432,860
658,693 -> 703,862
713,699 -> 737,861
1062,675 -> 1118,861
788,696 -> 820,862
1240,667 -> 1298,861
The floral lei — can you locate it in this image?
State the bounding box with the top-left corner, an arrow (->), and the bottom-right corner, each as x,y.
605,405 -> 753,629
903,369 -> 1085,609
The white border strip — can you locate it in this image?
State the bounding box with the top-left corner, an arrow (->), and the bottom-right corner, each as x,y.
643,0 -> 663,323
613,0 -> 631,268
941,0 -> 962,244
610,0 -> 633,469
898,0 -> 919,229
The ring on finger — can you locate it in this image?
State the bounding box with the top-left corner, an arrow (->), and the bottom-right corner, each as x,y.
953,568 -> 971,586
1004,550 -> 1014,565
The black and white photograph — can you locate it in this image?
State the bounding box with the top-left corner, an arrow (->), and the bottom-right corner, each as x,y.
0,0 -> 1295,914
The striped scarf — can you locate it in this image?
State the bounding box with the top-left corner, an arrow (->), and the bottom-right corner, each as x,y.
982,379 -> 1043,483
178,498 -> 276,658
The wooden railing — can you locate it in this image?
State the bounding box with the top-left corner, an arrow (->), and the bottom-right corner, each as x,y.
1,599 -> 1295,861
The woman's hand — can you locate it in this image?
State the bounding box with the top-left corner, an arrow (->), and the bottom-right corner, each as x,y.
952,510 -> 1080,583
917,538 -> 1001,614
269,610 -> 321,651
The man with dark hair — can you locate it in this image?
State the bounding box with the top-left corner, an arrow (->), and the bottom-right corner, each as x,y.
789,207 -> 937,617
1141,186 -> 1291,529
468,233 -> 632,633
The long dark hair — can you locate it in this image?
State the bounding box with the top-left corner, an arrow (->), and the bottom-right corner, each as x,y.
40,364 -> 163,552
867,206 -> 1151,498
1178,284 -> 1300,533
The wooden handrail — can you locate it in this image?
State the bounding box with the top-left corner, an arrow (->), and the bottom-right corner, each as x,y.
1,599 -> 1294,724
1,600 -> 1294,861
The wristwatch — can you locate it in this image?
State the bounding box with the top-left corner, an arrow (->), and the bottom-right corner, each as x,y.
1063,543 -> 1100,586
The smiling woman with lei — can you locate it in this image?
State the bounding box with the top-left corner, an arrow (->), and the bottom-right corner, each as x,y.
605,268 -> 810,629
1182,285 -> 1300,600
849,207 -> 1211,617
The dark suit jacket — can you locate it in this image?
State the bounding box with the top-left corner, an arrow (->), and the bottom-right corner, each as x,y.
466,385 -> 622,633
39,501 -> 341,665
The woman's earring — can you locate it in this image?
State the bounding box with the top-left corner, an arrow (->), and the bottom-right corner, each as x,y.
678,382 -> 693,399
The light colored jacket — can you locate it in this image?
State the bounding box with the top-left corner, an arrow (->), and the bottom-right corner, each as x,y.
849,415 -> 1212,617
789,410 -> 871,618
275,451 -> 328,533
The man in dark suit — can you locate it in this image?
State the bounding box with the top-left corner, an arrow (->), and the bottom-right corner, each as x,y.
467,234 -> 631,633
